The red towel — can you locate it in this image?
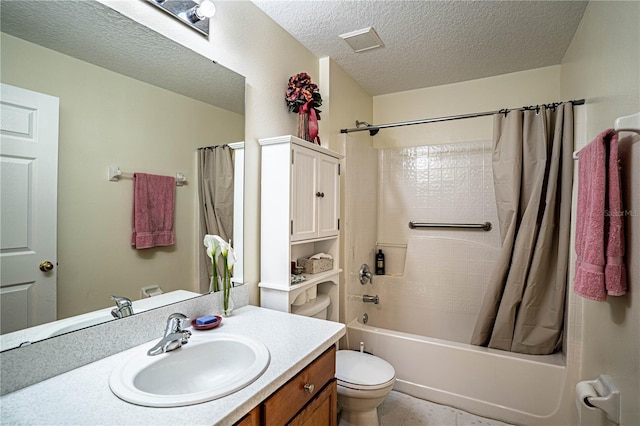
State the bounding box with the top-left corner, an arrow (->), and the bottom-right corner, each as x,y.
131,173 -> 176,249
574,129 -> 627,300
604,133 -> 627,296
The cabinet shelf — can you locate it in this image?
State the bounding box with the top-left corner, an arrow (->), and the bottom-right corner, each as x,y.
291,235 -> 338,246
259,268 -> 342,292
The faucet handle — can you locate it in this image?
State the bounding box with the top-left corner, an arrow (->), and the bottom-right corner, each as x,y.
110,295 -> 134,318
165,313 -> 189,334
111,295 -> 132,308
359,264 -> 373,285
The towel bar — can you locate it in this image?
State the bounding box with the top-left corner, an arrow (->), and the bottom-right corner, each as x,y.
108,165 -> 186,186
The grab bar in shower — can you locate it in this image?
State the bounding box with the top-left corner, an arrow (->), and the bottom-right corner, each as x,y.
408,221 -> 492,231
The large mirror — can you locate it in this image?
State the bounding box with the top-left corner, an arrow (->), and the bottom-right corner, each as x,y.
0,0 -> 245,351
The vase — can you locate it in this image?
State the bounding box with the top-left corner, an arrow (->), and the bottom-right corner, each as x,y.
222,283 -> 234,317
297,112 -> 310,142
209,275 -> 221,293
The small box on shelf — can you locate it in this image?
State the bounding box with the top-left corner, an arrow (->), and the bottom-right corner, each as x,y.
297,257 -> 333,274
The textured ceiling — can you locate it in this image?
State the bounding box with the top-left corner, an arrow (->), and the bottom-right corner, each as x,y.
1,0 -> 245,114
252,1 -> 588,96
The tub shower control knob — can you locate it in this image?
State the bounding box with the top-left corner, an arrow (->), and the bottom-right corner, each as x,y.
304,383 -> 315,393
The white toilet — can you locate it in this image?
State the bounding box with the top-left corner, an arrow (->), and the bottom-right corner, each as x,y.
335,350 -> 396,426
291,294 -> 396,426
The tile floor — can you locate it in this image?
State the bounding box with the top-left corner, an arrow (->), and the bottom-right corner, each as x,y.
340,390 -> 513,426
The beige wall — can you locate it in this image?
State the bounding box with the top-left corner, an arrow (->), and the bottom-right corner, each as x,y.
1,33 -> 244,318
373,65 -> 561,148
320,58 -> 375,328
561,2 -> 640,425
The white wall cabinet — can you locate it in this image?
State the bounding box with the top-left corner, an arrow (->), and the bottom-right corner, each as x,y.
291,144 -> 340,241
259,136 -> 342,321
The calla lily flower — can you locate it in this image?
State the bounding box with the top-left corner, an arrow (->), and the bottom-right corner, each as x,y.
203,234 -> 235,315
226,241 -> 237,273
203,234 -> 222,259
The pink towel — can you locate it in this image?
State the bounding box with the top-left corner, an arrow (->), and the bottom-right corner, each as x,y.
574,129 -> 627,300
131,173 -> 176,249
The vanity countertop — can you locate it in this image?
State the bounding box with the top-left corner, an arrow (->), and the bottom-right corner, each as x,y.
0,305 -> 345,425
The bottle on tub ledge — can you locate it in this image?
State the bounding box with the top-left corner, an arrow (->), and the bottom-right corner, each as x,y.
375,249 -> 385,275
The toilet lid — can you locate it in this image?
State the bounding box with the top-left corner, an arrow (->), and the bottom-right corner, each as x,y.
336,350 -> 395,387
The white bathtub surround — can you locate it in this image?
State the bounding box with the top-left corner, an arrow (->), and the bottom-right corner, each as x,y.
347,318 -> 571,425
376,391 -> 513,426
377,140 -> 500,277
0,305 -> 345,425
368,237 -> 498,344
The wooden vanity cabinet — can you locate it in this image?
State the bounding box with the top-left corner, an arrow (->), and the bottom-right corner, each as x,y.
234,346 -> 337,426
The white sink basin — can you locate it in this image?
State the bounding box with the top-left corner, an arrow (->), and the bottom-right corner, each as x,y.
109,333 -> 270,407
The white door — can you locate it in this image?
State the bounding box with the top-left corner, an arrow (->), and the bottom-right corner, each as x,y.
1,83 -> 59,334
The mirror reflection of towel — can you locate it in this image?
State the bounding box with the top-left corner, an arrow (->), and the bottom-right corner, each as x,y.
131,173 -> 176,249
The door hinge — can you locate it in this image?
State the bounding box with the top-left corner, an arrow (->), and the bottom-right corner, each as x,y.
338,218 -> 340,230
291,220 -> 293,235
291,149 -> 294,164
338,164 -> 341,175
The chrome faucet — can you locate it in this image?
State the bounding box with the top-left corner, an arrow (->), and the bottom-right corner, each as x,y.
110,295 -> 134,319
363,294 -> 379,304
147,313 -> 192,356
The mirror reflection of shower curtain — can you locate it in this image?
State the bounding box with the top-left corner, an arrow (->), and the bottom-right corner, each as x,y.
471,104 -> 573,355
197,145 -> 234,293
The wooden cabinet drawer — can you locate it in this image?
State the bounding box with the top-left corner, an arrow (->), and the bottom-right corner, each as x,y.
289,379 -> 337,426
262,346 -> 335,425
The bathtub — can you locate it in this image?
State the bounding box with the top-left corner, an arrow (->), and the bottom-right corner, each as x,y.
345,317 -> 571,425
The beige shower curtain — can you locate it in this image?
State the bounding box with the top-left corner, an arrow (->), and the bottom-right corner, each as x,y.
471,104 -> 573,355
197,145 -> 234,293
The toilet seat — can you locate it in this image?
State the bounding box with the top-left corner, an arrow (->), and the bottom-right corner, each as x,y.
336,350 -> 396,391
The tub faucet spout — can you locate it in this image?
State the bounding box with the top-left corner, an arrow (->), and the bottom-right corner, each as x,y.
363,294 -> 379,304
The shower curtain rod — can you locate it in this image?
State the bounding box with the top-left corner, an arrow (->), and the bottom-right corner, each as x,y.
340,99 -> 585,136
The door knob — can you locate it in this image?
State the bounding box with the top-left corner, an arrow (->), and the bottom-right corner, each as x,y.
39,261 -> 54,272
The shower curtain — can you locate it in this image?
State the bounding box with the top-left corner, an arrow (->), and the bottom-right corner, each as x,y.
197,145 -> 234,293
471,104 -> 573,355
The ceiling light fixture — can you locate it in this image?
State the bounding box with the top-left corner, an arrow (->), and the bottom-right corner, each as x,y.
339,27 -> 385,53
145,0 -> 215,36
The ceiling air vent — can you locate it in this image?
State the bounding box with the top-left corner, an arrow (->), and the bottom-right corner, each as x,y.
339,27 -> 384,53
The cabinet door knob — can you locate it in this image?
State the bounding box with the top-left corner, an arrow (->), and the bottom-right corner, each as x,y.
315,192 -> 325,198
303,383 -> 315,393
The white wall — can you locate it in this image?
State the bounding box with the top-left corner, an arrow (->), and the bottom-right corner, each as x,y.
561,2 -> 640,425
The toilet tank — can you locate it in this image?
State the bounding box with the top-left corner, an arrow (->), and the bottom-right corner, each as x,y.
291,294 -> 331,319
